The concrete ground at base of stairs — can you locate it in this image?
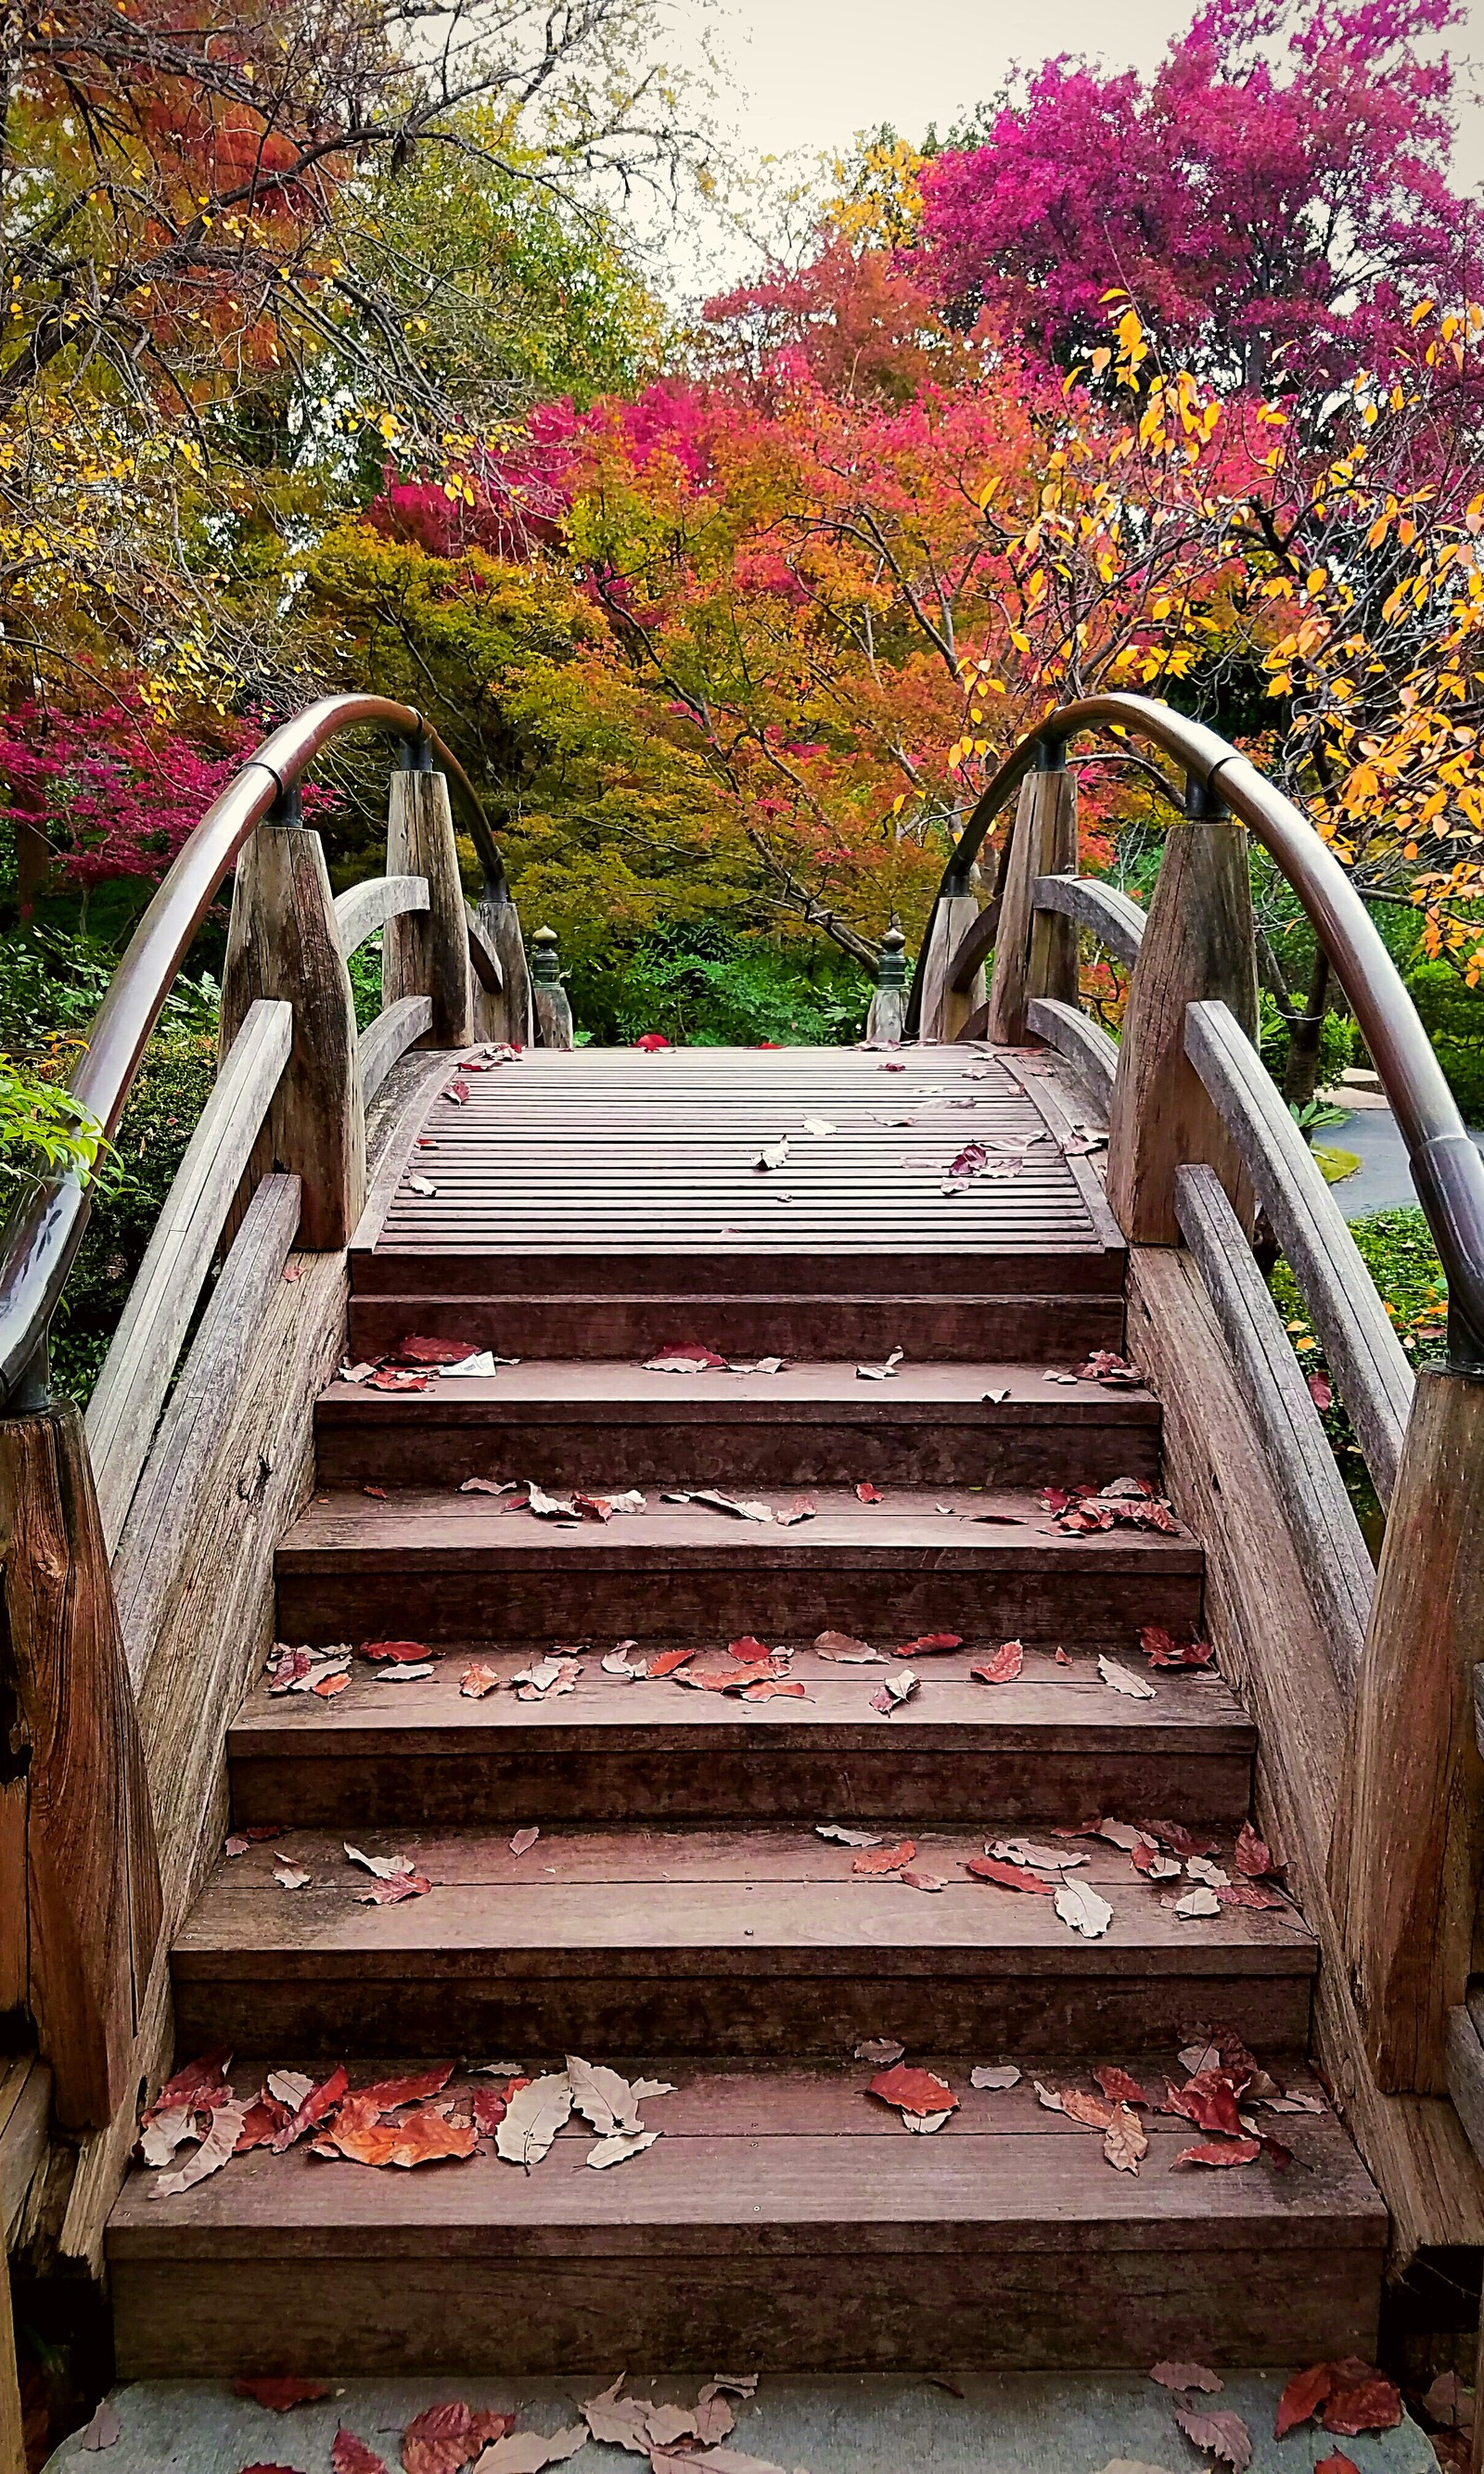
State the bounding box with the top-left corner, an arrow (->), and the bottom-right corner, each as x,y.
44,2369 -> 1441,2472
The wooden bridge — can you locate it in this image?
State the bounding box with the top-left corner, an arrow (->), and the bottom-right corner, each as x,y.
3,693 -> 1484,2442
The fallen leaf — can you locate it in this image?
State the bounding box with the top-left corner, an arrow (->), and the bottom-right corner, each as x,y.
966,1855 -> 1054,1895
586,2129 -> 662,2170
818,1825 -> 884,1847
509,1827 -> 540,1856
947,1139 -> 989,1177
148,2097 -> 248,2197
496,2070 -> 573,2165
870,1671 -> 918,1713
1174,1886 -> 1221,1919
326,2098 -> 478,2171
815,1631 -> 873,1657
645,1346 -> 727,1373
854,1480 -> 883,1503
1171,2405 -> 1251,2470
857,1350 -> 904,1380
1137,1624 -> 1215,1669
901,1868 -> 946,1891
331,2435 -> 389,2474
461,1663 -> 501,1698
743,1676 -> 805,1700
971,1639 -> 1024,1685
646,1648 -> 696,1678
902,2108 -> 953,2134
1144,1820 -> 1222,1860
898,1632 -> 962,1655
754,1138 -> 789,1171
142,2047 -> 234,2126
1275,2363 -> 1335,2437
403,2403 -> 515,2474
470,2429 -> 587,2474
1234,1820 -> 1277,1878
1095,2066 -> 1148,2107
80,2400 -> 123,2451
274,1863 -> 310,1891
1216,1881 -> 1287,1910
775,1495 -> 816,1524
1058,2086 -> 1115,2129
1167,2070 -> 1250,2137
1174,2138 -> 1262,2168
360,1640 -> 436,1666
1098,1656 -> 1157,1699
691,1489 -> 774,1522
1131,1844 -> 1182,1879
992,1839 -> 1086,1873
269,2066 -> 348,2154
355,1871 -> 431,1904
1150,2363 -> 1222,2394
1104,2103 -> 1148,2173
234,2378 -> 330,2412
1312,2460 -> 1360,2474
1321,2365 -> 1402,2436
853,2037 -> 904,2063
567,2056 -> 643,2137
582,2378 -> 654,2452
1097,1820 -> 1157,1852
869,2063 -> 957,2117
970,2065 -> 1021,2090
852,1839 -> 916,1875
1055,1880 -> 1113,1937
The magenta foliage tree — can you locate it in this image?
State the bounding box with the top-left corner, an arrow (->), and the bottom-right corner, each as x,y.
915,0 -> 1475,387
0,705 -> 253,894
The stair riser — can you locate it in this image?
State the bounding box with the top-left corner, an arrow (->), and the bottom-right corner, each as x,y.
274,1565 -> 1205,1652
229,1742 -> 1255,1831
347,1296 -> 1127,1365
313,1409 -> 1162,1493
350,1250 -> 1128,1301
110,2238 -> 1378,2378
171,1959 -> 1314,2064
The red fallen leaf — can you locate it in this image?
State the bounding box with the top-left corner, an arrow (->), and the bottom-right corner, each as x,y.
1313,2459 -> 1360,2474
332,2435 -> 390,2474
234,2377 -> 330,2411
1322,2365 -> 1402,2437
744,1677 -> 806,1699
646,1648 -> 696,1677
853,1840 -> 916,1875
1171,2403 -> 1252,2468
393,1336 -> 480,1366
966,1855 -> 1054,1894
1174,2138 -> 1261,2167
1216,1881 -> 1287,1909
326,2098 -> 478,2171
646,1341 -> 727,1369
869,2064 -> 957,2117
1234,1819 -> 1276,1878
402,2403 -> 516,2474
142,2045 -> 233,2124
1138,1817 -> 1221,1859
971,1639 -> 1024,1686
948,1140 -> 989,1176
460,1663 -> 500,1698
473,2084 -> 524,2134
1094,2065 -> 1148,2107
238,2465 -> 309,2473
367,1368 -> 429,1391
1260,2129 -> 1295,2170
443,1077 -> 470,1104
634,1032 -> 670,1050
1130,1840 -> 1170,1876
1308,1369 -> 1334,1411
313,1671 -> 349,1699
855,1481 -> 883,1503
270,2066 -> 348,2153
1166,2070 -> 1249,2136
360,1640 -> 437,1665
727,1635 -> 775,1662
353,2066 -> 454,2110
236,2095 -> 293,2152
355,1872 -> 431,1904
895,1632 -> 963,1655
570,1493 -> 612,1522
776,1494 -> 816,1524
1137,1622 -> 1215,1669
816,1631 -> 872,1656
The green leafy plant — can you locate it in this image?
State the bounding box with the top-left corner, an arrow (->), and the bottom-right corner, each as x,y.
0,1057 -> 109,1205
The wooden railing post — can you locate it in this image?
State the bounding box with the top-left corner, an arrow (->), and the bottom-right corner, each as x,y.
221,820 -> 365,1250
384,760 -> 474,1051
469,881 -> 533,1049
1331,1365 -> 1484,2093
530,926 -> 575,1051
1105,790 -> 1258,1243
917,886 -> 983,1044
0,1399 -> 161,2131
987,760 -> 1078,1044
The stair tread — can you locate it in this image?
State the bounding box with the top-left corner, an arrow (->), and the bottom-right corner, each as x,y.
178,1822 -> 1313,1971
278,1484 -> 1202,1570
319,1359 -> 1157,1416
233,1645 -> 1247,1745
106,2058 -> 1380,2253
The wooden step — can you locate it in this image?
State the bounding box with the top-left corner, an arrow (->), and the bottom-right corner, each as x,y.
275,1485 -> 1204,1652
230,1645 -> 1252,1830
107,2057 -> 1384,2378
314,1361 -> 1162,1491
173,1823 -> 1312,2058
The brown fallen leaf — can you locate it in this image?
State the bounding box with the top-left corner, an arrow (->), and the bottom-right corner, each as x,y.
403,2403 -> 515,2474
743,1677 -> 806,1700
1320,2363 -> 1403,2437
816,1630 -> 873,1657
234,2378 -> 329,2412
971,1639 -> 1024,1685
269,2065 -> 348,2154
148,2097 -> 248,2197
470,2429 -> 587,2474
461,1663 -> 501,1698
509,1827 -> 540,1856
901,1869 -> 947,1891
1094,2065 -> 1148,2107
775,1495 -> 816,1525
1058,2087 -> 1114,2129
966,1855 -> 1054,1894
1171,2403 -> 1252,2470
355,1872 -> 431,1904
853,2038 -> 904,2063
331,2433 -> 389,2474
1149,2362 -> 1222,2394
852,1839 -> 916,1875
326,2096 -> 478,2170
870,1671 -> 918,1713
1103,2102 -> 1147,2173
1234,1819 -> 1278,1878
869,2063 -> 957,2118
1174,2137 -> 1261,2167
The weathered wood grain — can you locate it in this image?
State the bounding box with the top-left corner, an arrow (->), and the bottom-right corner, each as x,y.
1446,2005 -> 1484,2173
221,824 -> 366,1251
0,2239 -> 22,2474
113,1173 -> 301,1686
383,770 -> 473,1050
0,1403 -> 161,2129
920,891 -> 985,1043
333,872 -> 429,961
1030,873 -> 1146,969
84,997 -> 291,1556
1333,1367 -> 1484,2092
357,994 -> 432,1106
469,886 -> 531,1046
0,2059 -> 49,2247
464,903 -> 504,996
1026,997 -> 1117,1111
1185,997 -> 1412,1507
987,771 -> 1077,1045
1174,1161 -> 1372,1686
1126,1244 -> 1484,2262
1106,821 -> 1258,1245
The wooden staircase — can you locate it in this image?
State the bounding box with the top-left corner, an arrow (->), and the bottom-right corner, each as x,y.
103,1048 -> 1387,2380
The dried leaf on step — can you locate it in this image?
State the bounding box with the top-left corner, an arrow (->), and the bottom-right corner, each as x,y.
1174,1886 -> 1221,1919
896,1632 -> 962,1656
274,1863 -> 310,1891
1097,1656 -> 1156,1699
1131,1844 -> 1182,1879
857,1349 -> 904,1380
359,1640 -> 436,1665
870,1670 -> 917,1713
775,1495 -> 816,1525
496,2070 -> 573,2165
902,2108 -> 953,2133
691,1489 -> 774,1522
1104,2103 -> 1148,2173
1320,2366 -> 1403,2436
355,1871 -> 431,1904
403,2403 -> 515,2474
567,2056 -> 642,2136
80,2399 -> 122,2452
743,1676 -> 805,1700
331,2434 -> 389,2474
1234,1820 -> 1277,1878
461,1663 -> 501,1698
1149,2363 -> 1222,2394
509,1827 -> 539,1856
1033,2081 -> 1066,2113
815,1631 -> 874,1659
471,2429 -> 588,2474
854,1480 -> 883,1503
582,2378 -> 656,2452
345,1840 -> 420,1881
853,2038 -> 904,2064
1059,2087 -> 1114,2129
1054,1880 -> 1113,1937
818,1824 -> 883,1847
1174,2138 -> 1261,2168
1137,1624 -> 1215,1669
269,2065 -> 348,2154
1185,1855 -> 1230,1887
645,1346 -> 727,1373
1094,2066 -> 1148,2107
326,2097 -> 477,2170
233,2377 -> 330,2411
1096,1819 -> 1156,1852
868,2064 -> 956,2118
375,1664 -> 435,1685
1274,2363 -> 1334,2436
852,1839 -> 915,1875
586,2129 -> 662,2169
1171,2403 -> 1252,2470
148,2098 -> 247,2197
1216,1881 -> 1287,1909
901,1869 -> 946,1891
646,1648 -> 695,1677
1312,2458 -> 1362,2474
992,1839 -> 1085,1872
966,1856 -> 1054,1895
629,2077 -> 676,2101
754,1139 -> 789,1171
970,2065 -> 1021,2090
970,1639 -> 1024,1685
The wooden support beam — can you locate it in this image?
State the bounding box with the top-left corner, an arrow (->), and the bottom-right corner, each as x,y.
1106,818 -> 1257,1245
469,888 -> 532,1048
333,872 -> 429,961
360,997 -> 434,1106
222,825 -> 366,1250
0,1401 -> 161,2130
1026,997 -> 1117,1113
384,770 -> 474,1051
917,891 -> 984,1044
1332,1366 -> 1484,2093
1030,872 -> 1146,970
986,768 -> 1077,1045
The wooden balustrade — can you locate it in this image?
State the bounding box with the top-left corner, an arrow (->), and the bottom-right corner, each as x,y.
383,767 -> 474,1051
985,764 -> 1078,1044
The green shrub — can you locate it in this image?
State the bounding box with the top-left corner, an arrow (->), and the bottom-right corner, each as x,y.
1256,988 -> 1355,1090
568,926 -> 867,1048
1404,959 -> 1484,1123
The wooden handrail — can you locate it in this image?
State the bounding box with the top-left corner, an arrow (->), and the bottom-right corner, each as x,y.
1030,872 -> 1146,970
334,872 -> 430,960
906,693 -> 1484,1373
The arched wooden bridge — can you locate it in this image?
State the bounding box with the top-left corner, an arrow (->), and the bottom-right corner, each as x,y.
2,692 -> 1483,2430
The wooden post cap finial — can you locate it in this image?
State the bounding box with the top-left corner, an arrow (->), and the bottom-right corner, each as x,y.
876,927 -> 908,988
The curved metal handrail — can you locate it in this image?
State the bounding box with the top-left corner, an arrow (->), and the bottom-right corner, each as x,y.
905,691 -> 1484,1369
0,693 -> 504,1407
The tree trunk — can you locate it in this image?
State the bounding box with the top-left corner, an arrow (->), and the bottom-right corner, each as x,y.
1283,948 -> 1332,1116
